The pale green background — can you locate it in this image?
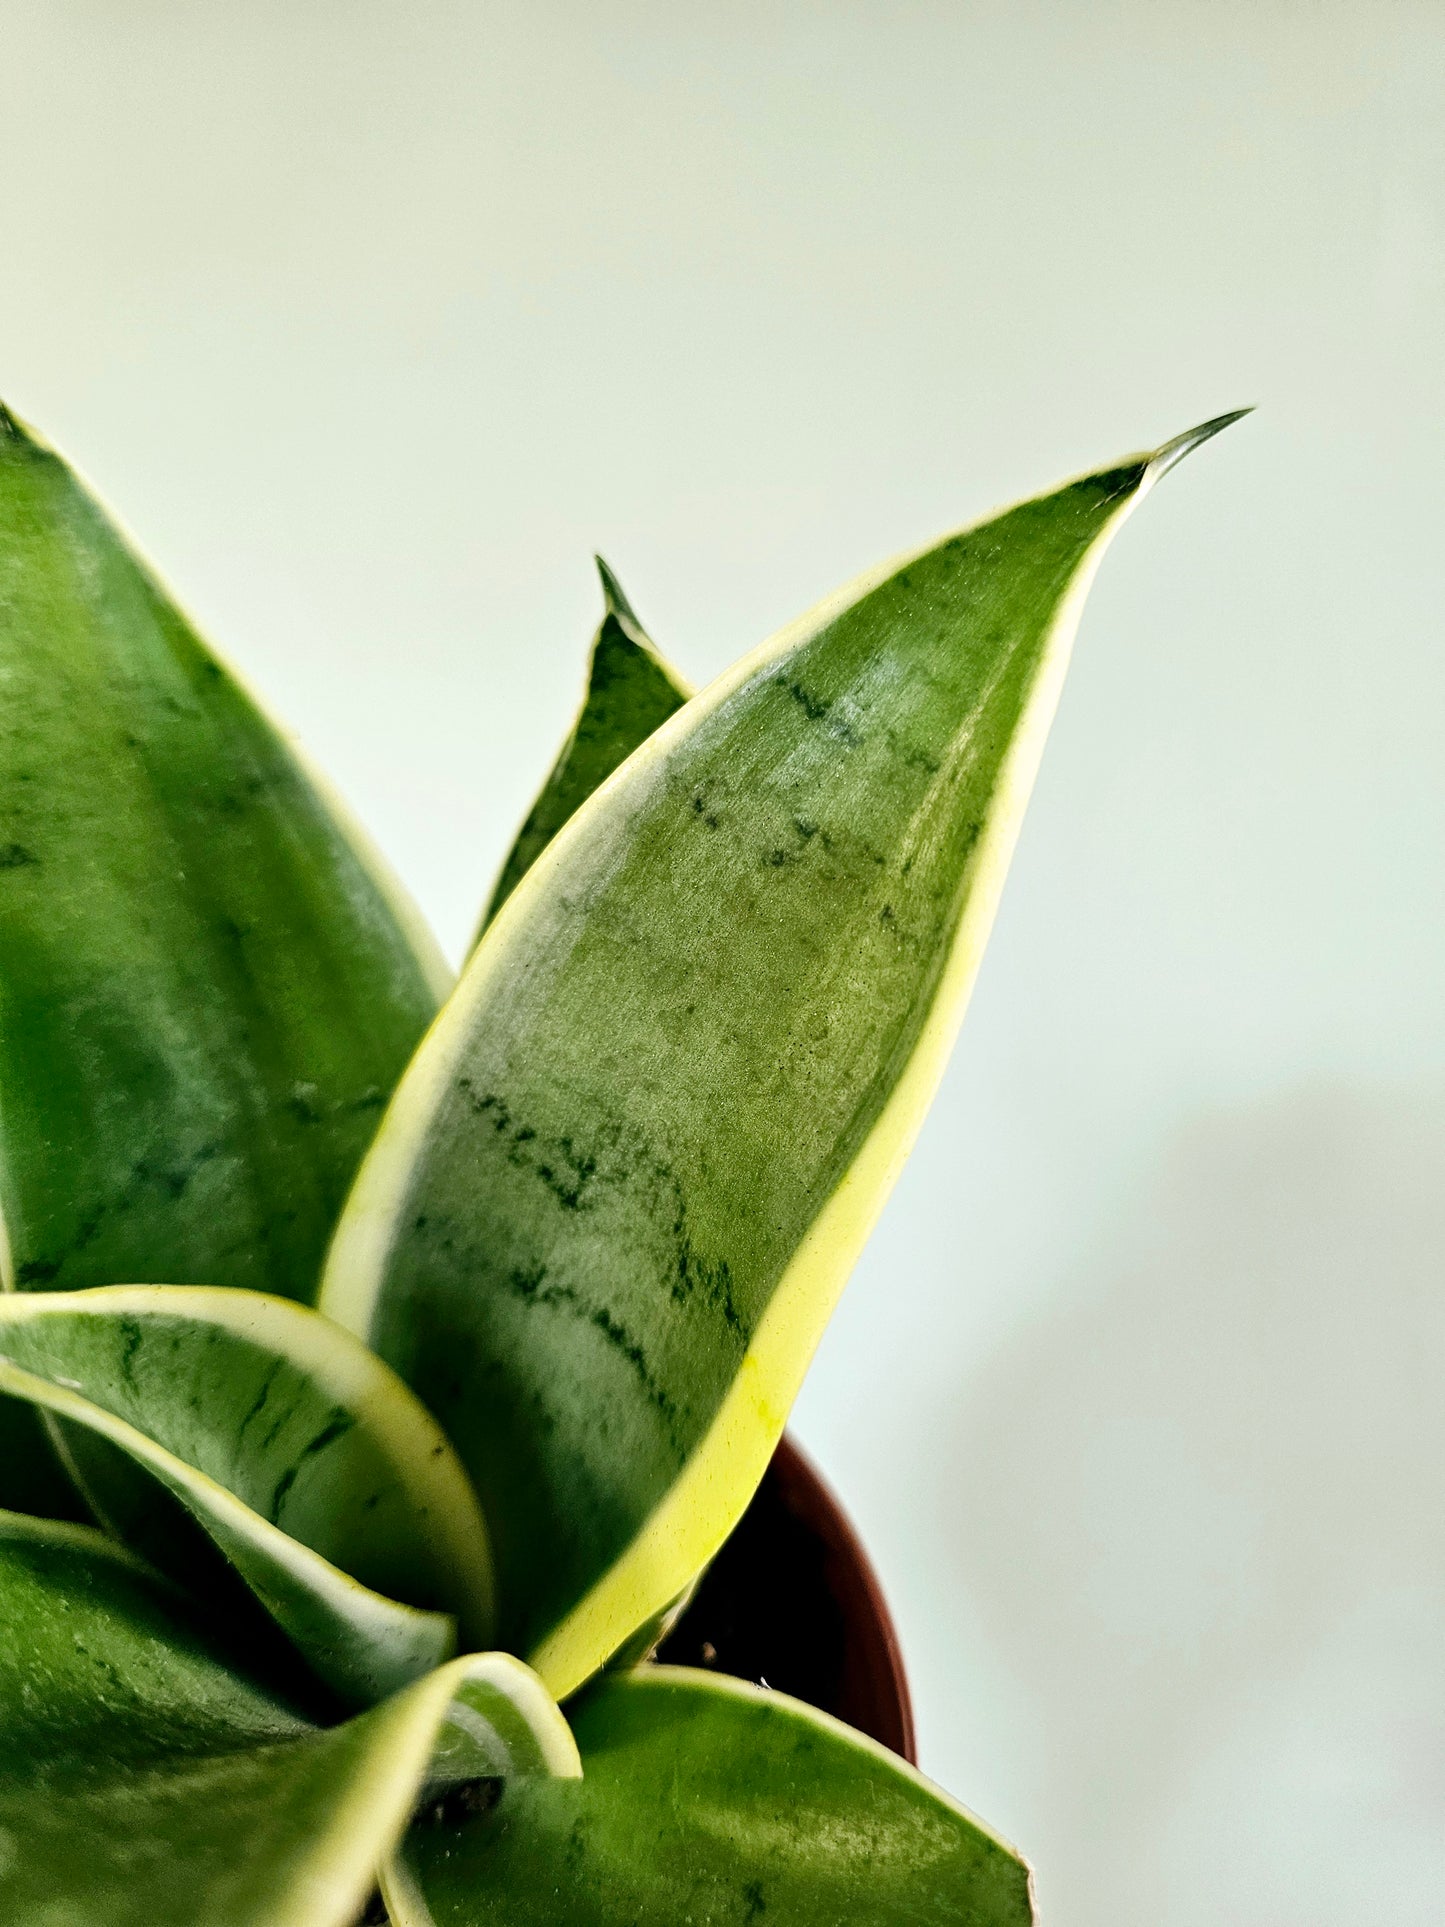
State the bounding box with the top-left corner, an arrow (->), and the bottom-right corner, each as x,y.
3,4 -> 1443,1920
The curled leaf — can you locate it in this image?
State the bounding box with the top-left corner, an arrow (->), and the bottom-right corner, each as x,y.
0,1285 -> 495,1706
385,1666 -> 1032,1926
0,1510 -> 573,1927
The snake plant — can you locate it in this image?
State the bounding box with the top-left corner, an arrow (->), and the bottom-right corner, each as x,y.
0,400 -> 1241,1925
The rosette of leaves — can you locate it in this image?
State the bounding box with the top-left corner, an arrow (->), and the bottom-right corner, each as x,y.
0,401 -> 1243,1925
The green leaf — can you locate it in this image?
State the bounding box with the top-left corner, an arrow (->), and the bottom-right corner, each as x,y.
384,1665 -> 1033,1926
0,1285 -> 495,1707
322,418 -> 1246,1696
0,409 -> 448,1427
472,557 -> 691,942
0,1510 -> 575,1927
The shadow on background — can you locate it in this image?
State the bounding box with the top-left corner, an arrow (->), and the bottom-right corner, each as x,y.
946,1083 -> 1445,1926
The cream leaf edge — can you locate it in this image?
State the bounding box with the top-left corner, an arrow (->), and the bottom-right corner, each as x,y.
321,420 -> 1243,1699
525,479 -> 1147,1696
380,1664 -> 1031,1927
0,1284 -> 495,1644
0,1508 -> 575,1927
323,462 -> 1143,1699
290,1651 -> 579,1927
588,1663 -> 1026,1855
0,1354 -> 453,1702
0,1292 -> 502,1704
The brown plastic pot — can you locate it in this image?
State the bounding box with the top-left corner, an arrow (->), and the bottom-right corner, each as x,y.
655,1434 -> 916,1764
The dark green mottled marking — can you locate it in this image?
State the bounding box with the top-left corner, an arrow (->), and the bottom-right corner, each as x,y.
773,673 -> 860,746
269,1411 -> 357,1523
235,1360 -> 285,1445
116,1317 -> 143,1389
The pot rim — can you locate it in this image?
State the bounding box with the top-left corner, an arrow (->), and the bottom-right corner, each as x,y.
768,1433 -> 916,1765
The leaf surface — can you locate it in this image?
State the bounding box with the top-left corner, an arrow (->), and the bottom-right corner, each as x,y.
385,1665 -> 1033,1926
473,558 -> 690,941
0,1510 -> 574,1927
324,419 -> 1245,1693
0,405 -> 449,1509
0,1286 -> 494,1706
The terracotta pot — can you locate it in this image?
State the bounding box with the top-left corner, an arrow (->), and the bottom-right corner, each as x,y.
655,1434 -> 916,1764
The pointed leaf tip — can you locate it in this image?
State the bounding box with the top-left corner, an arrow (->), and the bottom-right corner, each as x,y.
594,555 -> 640,627
0,402 -> 50,453
1146,407 -> 1253,483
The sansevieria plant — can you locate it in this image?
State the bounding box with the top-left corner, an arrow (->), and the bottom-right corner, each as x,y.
0,401 -> 1243,1925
